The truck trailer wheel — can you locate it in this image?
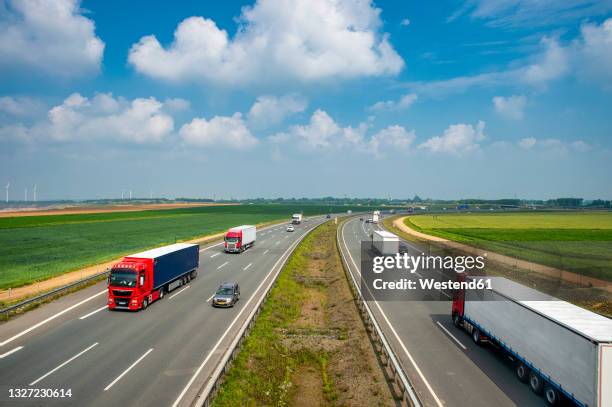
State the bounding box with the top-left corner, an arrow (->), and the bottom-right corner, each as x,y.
472,327 -> 482,345
515,362 -> 529,383
529,372 -> 544,394
159,288 -> 165,300
543,384 -> 559,405
191,270 -> 198,279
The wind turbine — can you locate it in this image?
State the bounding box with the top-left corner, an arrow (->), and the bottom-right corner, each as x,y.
33,184 -> 37,202
5,182 -> 9,203
24,188 -> 28,202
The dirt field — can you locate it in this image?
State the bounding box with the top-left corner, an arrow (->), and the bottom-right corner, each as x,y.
0,202 -> 236,218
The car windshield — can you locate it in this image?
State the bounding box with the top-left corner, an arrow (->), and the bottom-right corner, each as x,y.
109,270 -> 137,287
225,237 -> 239,243
217,287 -> 234,295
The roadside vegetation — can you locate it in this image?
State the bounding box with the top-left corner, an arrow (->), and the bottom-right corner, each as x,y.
212,221 -> 394,407
405,212 -> 612,282
0,204 -> 389,290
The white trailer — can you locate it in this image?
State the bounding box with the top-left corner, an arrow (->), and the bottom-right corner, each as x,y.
291,214 -> 303,224
372,213 -> 380,223
372,230 -> 399,255
454,276 -> 612,406
224,225 -> 256,253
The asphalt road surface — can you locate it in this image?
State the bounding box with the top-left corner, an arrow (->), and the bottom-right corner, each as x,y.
0,217 -> 327,406
338,216 -> 545,407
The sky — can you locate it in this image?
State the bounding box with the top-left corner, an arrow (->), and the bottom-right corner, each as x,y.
0,0 -> 611,201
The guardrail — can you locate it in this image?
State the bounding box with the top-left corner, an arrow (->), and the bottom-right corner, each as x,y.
191,219 -> 324,407
0,270 -> 108,319
336,218 -> 422,407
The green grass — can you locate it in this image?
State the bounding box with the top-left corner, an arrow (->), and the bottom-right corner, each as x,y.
0,204 -> 384,290
212,221 -> 334,406
405,212 -> 612,281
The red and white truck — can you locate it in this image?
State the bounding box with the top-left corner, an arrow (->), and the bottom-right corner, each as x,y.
452,276 -> 612,406
107,243 -> 199,311
224,225 -> 256,253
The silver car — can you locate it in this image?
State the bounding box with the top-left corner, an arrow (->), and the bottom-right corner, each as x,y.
212,282 -> 240,307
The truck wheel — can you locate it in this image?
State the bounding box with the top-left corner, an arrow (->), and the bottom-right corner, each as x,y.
453,313 -> 462,328
142,298 -> 149,310
472,327 -> 482,345
515,362 -> 529,382
159,288 -> 164,299
529,372 -> 544,394
543,384 -> 559,405
191,270 -> 197,279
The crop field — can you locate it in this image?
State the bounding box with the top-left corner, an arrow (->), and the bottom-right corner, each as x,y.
405,212 -> 612,281
0,204 -> 383,290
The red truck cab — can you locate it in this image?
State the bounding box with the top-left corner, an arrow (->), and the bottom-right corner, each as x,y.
108,258 -> 158,311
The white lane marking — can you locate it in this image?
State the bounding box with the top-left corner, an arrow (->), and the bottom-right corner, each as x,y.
169,285 -> 190,299
259,240 -> 266,244
30,342 -> 99,386
210,253 -> 221,258
436,321 -> 467,350
172,224 -> 317,407
0,290 -> 106,347
217,261 -> 229,270
199,242 -> 224,253
0,346 -> 23,359
104,348 -> 154,391
206,294 -> 215,302
79,305 -> 107,320
263,249 -> 269,255
275,241 -> 280,245
243,263 -> 252,271
341,220 -> 443,407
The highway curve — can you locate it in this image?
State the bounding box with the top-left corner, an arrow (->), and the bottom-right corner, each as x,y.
338,216 -> 544,407
0,217 -> 327,406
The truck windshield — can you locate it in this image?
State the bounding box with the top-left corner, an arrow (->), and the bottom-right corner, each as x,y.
109,270 -> 137,287
225,237 -> 239,243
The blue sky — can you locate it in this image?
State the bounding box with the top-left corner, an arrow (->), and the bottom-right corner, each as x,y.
0,0 -> 611,200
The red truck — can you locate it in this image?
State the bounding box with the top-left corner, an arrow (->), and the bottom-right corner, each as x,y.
224,225 -> 256,253
108,243 -> 199,311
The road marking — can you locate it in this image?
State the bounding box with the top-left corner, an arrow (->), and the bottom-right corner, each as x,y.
0,346 -> 23,359
210,253 -> 221,258
0,290 -> 106,347
169,285 -> 190,299
30,342 -> 98,386
206,294 -> 215,302
263,249 -> 269,255
172,224 -> 318,407
341,220 -> 443,407
259,240 -> 266,244
217,261 -> 228,270
436,321 -> 467,350
275,241 -> 280,245
79,305 -> 108,320
243,263 -> 252,271
104,348 -> 154,391
199,242 -> 224,253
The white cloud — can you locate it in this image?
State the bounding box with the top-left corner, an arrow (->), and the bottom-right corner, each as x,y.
518,137 -> 591,153
128,0 -> 404,86
0,0 -> 104,76
419,121 -> 486,154
401,18 -> 410,26
164,98 -> 191,111
0,96 -> 46,117
369,125 -> 415,156
0,93 -> 174,144
448,0 -> 612,28
522,37 -> 569,86
493,95 -> 527,119
247,94 -> 307,129
574,18 -> 612,89
180,113 -> 258,149
518,137 -> 536,149
370,93 -> 417,112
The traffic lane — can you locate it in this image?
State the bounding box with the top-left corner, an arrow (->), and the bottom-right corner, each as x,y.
0,219 -> 324,406
343,218 -> 542,407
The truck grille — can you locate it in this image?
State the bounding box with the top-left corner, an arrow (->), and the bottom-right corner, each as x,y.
112,290 -> 132,297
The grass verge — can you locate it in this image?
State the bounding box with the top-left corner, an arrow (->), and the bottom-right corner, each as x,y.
212,221 -> 395,406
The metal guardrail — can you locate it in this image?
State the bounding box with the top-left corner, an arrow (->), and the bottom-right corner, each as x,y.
0,270 -> 109,318
336,219 -> 422,407
192,219 -> 325,407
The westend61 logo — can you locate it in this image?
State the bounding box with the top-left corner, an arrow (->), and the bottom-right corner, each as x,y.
360,242 -> 493,301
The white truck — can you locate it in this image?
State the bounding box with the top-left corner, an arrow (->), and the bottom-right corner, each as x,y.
224,225 -> 256,253
452,276 -> 612,406
291,214 -> 303,224
372,213 -> 380,224
372,230 -> 399,255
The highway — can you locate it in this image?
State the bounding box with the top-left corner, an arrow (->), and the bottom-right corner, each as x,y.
338,216 -> 544,407
0,217 -> 327,406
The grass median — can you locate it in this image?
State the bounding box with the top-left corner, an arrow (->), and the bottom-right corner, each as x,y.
212,221 -> 394,407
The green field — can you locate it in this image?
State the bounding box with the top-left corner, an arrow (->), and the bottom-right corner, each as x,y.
0,204 -> 380,290
405,212 -> 612,281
